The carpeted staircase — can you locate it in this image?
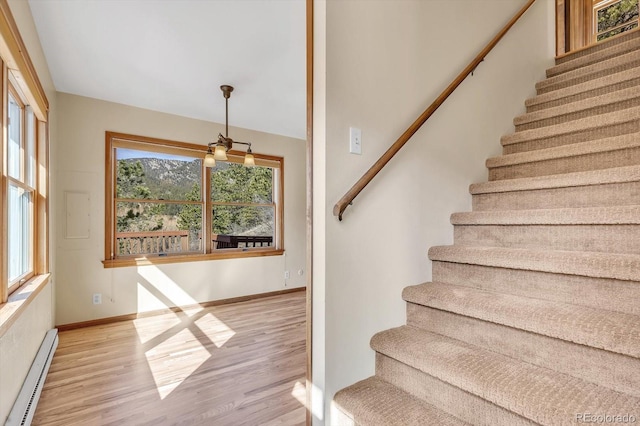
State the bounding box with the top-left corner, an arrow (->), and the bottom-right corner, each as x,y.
332,30 -> 640,425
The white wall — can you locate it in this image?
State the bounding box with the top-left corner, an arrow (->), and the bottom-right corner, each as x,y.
0,1 -> 57,422
54,93 -> 306,326
0,285 -> 53,420
313,0 -> 555,423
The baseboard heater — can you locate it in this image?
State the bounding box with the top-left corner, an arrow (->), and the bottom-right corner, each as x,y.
6,329 -> 58,426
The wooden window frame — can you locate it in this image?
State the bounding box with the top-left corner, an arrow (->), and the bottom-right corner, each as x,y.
6,82 -> 35,293
557,0 -> 640,55
593,0 -> 639,42
103,132 -> 285,268
0,0 -> 50,334
0,66 -> 48,304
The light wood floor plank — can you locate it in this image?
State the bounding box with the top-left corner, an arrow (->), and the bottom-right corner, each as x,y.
33,291 -> 306,426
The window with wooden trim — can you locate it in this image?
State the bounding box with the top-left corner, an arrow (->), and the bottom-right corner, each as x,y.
1,70 -> 48,302
7,86 -> 34,292
557,0 -> 639,54
594,0 -> 639,41
0,0 -> 50,308
104,132 -> 284,267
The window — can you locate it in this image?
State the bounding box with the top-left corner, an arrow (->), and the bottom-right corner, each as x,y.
594,0 -> 639,42
557,0 -> 639,55
1,73 -> 48,302
0,2 -> 50,308
7,90 -> 35,292
104,132 -> 284,267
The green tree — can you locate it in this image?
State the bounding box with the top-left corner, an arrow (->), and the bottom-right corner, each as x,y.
211,163 -> 273,235
116,160 -> 150,199
116,160 -> 162,232
177,183 -> 202,231
597,0 -> 638,40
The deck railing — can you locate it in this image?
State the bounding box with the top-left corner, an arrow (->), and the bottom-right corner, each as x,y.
116,231 -> 190,255
115,231 -> 273,256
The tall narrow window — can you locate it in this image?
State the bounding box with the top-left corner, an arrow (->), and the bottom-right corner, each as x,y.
211,162 -> 277,249
0,5 -> 50,305
7,89 -> 36,291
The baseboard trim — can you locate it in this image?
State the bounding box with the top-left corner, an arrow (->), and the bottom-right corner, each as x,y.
56,287 -> 305,332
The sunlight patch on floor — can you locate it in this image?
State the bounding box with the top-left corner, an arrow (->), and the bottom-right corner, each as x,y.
133,313 -> 182,344
292,381 -> 306,406
144,328 -> 211,399
292,380 -> 324,421
195,312 -> 236,348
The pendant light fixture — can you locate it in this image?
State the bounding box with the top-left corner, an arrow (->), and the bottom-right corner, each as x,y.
204,85 -> 255,167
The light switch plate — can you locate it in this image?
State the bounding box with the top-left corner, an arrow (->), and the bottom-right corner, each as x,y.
349,127 -> 362,155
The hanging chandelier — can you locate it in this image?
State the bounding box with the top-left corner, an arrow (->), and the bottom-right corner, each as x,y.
204,85 -> 255,167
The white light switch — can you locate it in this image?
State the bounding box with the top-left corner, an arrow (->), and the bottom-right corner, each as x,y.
349,127 -> 362,155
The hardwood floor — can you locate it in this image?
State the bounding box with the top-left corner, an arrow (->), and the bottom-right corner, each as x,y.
33,290 -> 306,426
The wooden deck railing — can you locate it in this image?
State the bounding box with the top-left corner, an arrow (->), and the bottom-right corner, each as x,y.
333,0 -> 537,221
116,231 -> 190,255
116,231 -> 273,255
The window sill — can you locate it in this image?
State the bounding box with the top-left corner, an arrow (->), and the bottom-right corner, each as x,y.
102,248 -> 285,268
0,273 -> 51,338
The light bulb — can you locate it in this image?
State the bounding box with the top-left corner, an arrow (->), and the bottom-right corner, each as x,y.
244,152 -> 255,166
213,145 -> 228,161
204,152 -> 216,167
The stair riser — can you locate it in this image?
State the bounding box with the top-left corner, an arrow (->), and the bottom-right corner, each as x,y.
516,96 -> 640,131
502,120 -> 640,154
375,354 -> 535,426
432,261 -> 640,316
527,74 -> 640,113
472,181 -> 640,211
549,41 -> 640,77
404,284 -> 640,358
490,147 -> 640,180
537,57 -> 640,95
453,224 -> 640,254
406,304 -> 640,398
555,30 -> 640,65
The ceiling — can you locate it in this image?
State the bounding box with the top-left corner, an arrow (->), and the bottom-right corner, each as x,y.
28,0 -> 306,140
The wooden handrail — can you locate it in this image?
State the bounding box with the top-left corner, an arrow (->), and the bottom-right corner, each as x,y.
333,0 -> 537,221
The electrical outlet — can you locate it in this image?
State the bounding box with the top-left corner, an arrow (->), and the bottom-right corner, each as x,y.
93,293 -> 102,305
284,270 -> 290,280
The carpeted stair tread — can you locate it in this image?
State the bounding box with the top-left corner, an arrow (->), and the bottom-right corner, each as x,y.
547,35 -> 640,77
514,84 -> 640,129
500,106 -> 640,150
554,28 -> 640,65
470,164 -> 640,194
536,49 -> 640,94
526,67 -> 640,112
451,205 -> 640,225
374,354 -> 537,426
403,282 -> 640,358
428,245 -> 640,281
406,305 -> 640,398
491,131 -> 640,169
371,326 -> 640,425
332,376 -> 468,426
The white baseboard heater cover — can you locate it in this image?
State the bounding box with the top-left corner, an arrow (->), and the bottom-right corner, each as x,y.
6,328 -> 58,426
